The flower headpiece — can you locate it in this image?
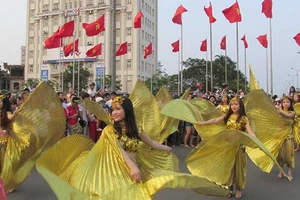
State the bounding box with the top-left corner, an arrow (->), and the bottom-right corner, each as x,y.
112,96 -> 124,108
230,96 -> 240,103
222,94 -> 228,98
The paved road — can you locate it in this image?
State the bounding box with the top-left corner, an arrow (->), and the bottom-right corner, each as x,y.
7,146 -> 300,200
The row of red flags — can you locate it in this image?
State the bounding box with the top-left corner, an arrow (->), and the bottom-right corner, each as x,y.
44,11 -> 153,59
171,0 -> 300,53
44,0 -> 300,59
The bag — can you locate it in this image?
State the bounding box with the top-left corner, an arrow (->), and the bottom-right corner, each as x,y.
79,119 -> 87,128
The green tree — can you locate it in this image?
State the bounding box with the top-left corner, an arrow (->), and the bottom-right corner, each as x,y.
144,68 -> 175,95
63,63 -> 90,94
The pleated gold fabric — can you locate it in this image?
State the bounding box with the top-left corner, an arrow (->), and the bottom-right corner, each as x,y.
160,96 -> 290,182
160,98 -> 225,141
186,130 -> 289,188
130,80 -> 178,144
249,65 -> 260,91
293,103 -> 300,145
1,82 -> 66,191
36,125 -> 230,200
243,89 -> 293,174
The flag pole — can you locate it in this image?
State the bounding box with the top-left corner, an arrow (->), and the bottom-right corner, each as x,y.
266,46 -> 269,94
209,23 -> 213,92
269,18 -> 273,96
177,50 -> 180,95
62,38 -> 64,92
225,42 -> 228,84
72,17 -> 76,93
244,46 -> 247,92
180,23 -> 183,93
236,22 -> 240,92
205,39 -> 208,94
38,18 -> 43,80
77,55 -> 80,95
58,38 -> 62,91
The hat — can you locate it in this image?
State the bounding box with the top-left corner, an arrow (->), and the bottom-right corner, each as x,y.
96,97 -> 103,103
275,98 -> 281,102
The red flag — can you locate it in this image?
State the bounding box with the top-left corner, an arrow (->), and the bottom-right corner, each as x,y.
293,33 -> 300,46
171,40 -> 180,52
134,11 -> 143,29
172,5 -> 188,25
204,2 -> 216,24
257,34 -> 268,48
63,39 -> 79,57
241,35 -> 248,49
222,2 -> 242,23
116,42 -> 128,56
200,39 -> 207,52
262,0 -> 273,18
144,43 -> 152,59
86,43 -> 102,57
220,36 -> 226,50
44,29 -> 61,49
82,15 -> 105,36
57,20 -> 74,38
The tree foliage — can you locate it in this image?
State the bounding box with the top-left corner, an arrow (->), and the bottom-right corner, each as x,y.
144,55 -> 248,95
63,63 -> 91,93
95,74 -> 122,92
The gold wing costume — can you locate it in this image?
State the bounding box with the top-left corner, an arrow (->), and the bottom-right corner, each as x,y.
1,82 -> 66,192
36,81 -> 230,199
293,103 -> 300,145
243,89 -> 294,173
160,97 -> 290,189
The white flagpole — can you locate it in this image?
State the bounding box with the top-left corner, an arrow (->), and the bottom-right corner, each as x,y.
177,49 -> 180,95
180,24 -> 183,93
209,23 -> 213,92
225,44 -> 228,84
244,47 -> 247,92
236,22 -> 240,92
269,18 -> 273,96
266,47 -> 269,94
205,41 -> 208,94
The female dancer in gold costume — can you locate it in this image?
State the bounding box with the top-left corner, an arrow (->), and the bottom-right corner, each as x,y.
217,94 -> 230,114
36,81 -> 230,199
276,96 -> 295,179
197,97 -> 256,198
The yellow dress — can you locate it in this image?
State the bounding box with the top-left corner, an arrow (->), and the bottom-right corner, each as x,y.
0,82 -> 66,192
217,104 -> 229,114
276,110 -> 294,168
36,81 -> 230,199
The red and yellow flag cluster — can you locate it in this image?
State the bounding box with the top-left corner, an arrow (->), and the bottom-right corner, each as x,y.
44,11 -> 153,59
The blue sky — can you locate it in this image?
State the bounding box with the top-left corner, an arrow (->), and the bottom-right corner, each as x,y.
1,0 -> 300,96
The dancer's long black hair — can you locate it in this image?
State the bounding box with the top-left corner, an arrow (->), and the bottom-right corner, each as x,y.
1,97 -> 12,130
113,98 -> 140,139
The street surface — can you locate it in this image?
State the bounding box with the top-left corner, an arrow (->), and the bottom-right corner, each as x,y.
7,146 -> 300,200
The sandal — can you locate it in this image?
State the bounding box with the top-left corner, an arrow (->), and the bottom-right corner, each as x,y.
288,171 -> 293,180
235,189 -> 242,199
277,172 -> 283,179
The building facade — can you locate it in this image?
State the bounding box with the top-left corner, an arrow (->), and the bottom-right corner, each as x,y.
25,0 -> 158,93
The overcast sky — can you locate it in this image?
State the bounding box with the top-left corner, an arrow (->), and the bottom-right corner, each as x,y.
1,0 -> 300,96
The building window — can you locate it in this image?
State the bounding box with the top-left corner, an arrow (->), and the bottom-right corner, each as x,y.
128,43 -> 132,52
88,0 -> 94,7
127,12 -> 132,20
127,60 -> 132,68
126,28 -> 132,36
79,1 -> 82,7
141,61 -> 144,72
70,2 -> 73,8
29,65 -> 34,72
43,4 -> 49,12
29,38 -> 34,44
13,82 -> 20,90
127,0 -> 132,4
142,30 -> 144,39
53,17 -> 59,26
43,49 -> 47,56
79,31 -> 81,37
75,2 -> 77,8
99,0 -> 105,4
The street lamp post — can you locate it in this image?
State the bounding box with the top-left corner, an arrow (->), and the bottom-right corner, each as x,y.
291,67 -> 300,89
288,74 -> 296,86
